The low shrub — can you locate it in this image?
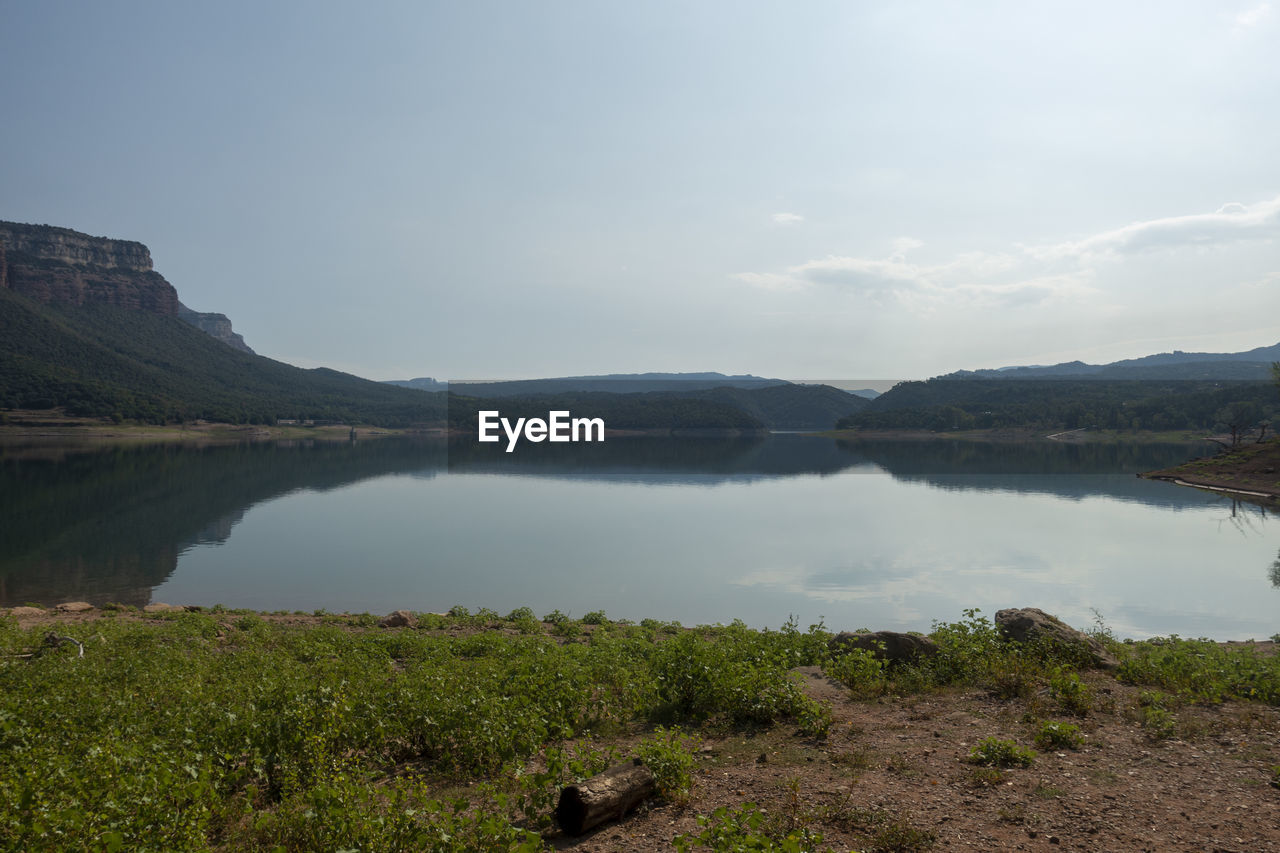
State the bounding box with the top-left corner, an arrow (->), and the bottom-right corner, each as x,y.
967,737 -> 1035,768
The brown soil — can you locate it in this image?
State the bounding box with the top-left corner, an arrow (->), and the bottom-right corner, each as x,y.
1143,439 -> 1280,503
10,608 -> 1280,852
0,408 -> 410,446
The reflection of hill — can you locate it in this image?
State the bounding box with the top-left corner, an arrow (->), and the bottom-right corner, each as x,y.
446,434 -> 878,484
0,435 -> 1229,608
0,438 -> 446,606
841,439 -> 1220,506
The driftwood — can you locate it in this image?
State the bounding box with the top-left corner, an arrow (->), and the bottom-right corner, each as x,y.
5,633 -> 85,662
42,633 -> 84,658
556,759 -> 656,836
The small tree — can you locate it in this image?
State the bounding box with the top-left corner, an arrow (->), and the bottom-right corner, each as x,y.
1212,401 -> 1261,450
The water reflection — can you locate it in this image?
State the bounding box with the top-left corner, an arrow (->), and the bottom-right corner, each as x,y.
1,435 -> 1269,633
0,439 -> 445,606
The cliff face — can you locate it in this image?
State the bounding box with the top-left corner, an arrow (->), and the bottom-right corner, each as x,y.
0,221 -> 179,315
177,303 -> 255,354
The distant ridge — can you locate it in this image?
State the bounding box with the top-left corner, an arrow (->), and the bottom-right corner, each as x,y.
944,342 -> 1280,381
384,377 -> 448,392
443,372 -> 789,397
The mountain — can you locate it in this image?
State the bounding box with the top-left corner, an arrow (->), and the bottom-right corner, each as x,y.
945,343 -> 1280,381
177,302 -> 254,353
670,383 -> 870,430
0,287 -> 447,425
837,377 -> 1278,433
1,220 -> 258,353
384,377 -> 448,392
0,221 -> 446,426
1,220 -> 178,314
445,372 -> 787,397
448,382 -> 869,432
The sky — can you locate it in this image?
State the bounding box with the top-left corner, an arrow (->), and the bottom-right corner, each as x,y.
3,1 -> 1279,382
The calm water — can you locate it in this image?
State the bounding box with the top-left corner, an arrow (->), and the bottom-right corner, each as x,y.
2,435 -> 1277,639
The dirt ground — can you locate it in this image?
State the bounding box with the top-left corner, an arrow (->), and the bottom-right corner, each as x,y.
10,607 -> 1280,852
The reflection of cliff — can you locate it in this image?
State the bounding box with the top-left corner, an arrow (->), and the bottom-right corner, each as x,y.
0,438 -> 446,607
447,434 -> 878,484
181,508 -> 249,549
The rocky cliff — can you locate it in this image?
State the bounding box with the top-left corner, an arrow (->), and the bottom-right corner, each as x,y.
0,221 -> 179,315
1,221 -> 254,352
177,302 -> 255,354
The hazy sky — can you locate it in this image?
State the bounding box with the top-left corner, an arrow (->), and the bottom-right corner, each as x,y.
3,1 -> 1278,381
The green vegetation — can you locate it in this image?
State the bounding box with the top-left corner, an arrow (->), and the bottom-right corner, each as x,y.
0,289 -> 446,426
443,382 -> 869,434
634,727 -> 701,803
1032,720 -> 1083,750
673,802 -> 825,852
2,607 -> 1278,851
838,377 -> 1279,434
967,737 -> 1036,768
0,610 -> 828,851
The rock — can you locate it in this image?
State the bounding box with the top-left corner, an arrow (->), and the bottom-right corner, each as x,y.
177,302 -> 255,353
143,603 -> 185,613
829,630 -> 939,663
1,220 -> 178,315
379,610 -> 416,628
994,607 -> 1119,670
55,601 -> 94,613
8,606 -> 46,619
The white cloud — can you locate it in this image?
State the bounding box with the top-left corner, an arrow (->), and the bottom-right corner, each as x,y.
792,255 -> 928,289
735,247 -> 1072,310
1235,2 -> 1271,29
732,271 -> 808,292
890,236 -> 924,256
771,212 -> 804,225
1036,194 -> 1280,261
736,195 -> 1280,313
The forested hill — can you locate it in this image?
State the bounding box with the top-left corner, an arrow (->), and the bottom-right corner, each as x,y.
445,382 -> 870,432
943,343 -> 1280,381
837,378 -> 1279,433
0,288 -> 447,426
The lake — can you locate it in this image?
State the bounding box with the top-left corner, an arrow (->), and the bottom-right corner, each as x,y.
2,434 -> 1276,640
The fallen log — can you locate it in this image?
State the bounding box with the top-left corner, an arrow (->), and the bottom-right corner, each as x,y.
42,633 -> 84,658
555,758 -> 656,836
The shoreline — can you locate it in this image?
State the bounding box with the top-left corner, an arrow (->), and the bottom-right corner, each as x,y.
821,426 -> 1215,444
6,603 -> 1276,647
1139,438 -> 1280,502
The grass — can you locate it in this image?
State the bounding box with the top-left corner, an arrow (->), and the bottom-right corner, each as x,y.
1,606 -> 1278,851
0,610 -> 826,851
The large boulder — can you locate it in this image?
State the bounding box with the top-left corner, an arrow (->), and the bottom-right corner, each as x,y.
829,630 -> 939,664
55,601 -> 94,613
379,610 -> 417,628
143,602 -> 185,613
995,607 -> 1118,670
